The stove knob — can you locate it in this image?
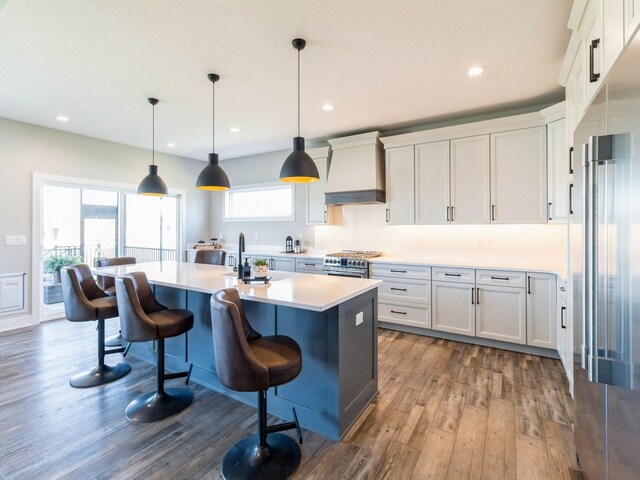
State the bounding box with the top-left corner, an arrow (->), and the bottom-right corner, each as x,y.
359,260 -> 365,266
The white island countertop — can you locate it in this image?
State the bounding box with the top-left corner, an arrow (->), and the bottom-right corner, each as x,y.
93,261 -> 381,312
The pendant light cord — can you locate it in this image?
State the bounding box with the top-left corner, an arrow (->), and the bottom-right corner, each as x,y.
297,47 -> 301,137
152,102 -> 155,166
211,77 -> 216,153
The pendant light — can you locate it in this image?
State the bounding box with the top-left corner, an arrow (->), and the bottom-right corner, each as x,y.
138,98 -> 168,196
279,38 -> 319,183
196,73 -> 231,191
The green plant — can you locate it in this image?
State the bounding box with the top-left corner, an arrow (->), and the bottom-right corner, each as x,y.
252,258 -> 269,267
44,254 -> 81,273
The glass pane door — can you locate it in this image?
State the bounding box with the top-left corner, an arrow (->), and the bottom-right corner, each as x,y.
124,194 -> 177,262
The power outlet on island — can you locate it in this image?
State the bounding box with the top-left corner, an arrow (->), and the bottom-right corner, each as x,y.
355,312 -> 364,326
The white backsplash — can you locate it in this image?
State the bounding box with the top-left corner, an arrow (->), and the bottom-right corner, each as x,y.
314,204 -> 566,265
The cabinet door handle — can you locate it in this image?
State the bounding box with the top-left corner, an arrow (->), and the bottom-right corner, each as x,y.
569,146 -> 574,174
491,204 -> 496,221
444,272 -> 461,277
386,208 -> 390,222
269,259 -> 275,269
569,183 -> 574,215
527,276 -> 532,294
446,206 -> 450,222
390,310 -> 407,315
491,276 -> 510,281
561,306 -> 567,329
451,206 -> 455,222
471,288 -> 475,305
589,38 -> 600,83
390,269 -> 407,273
324,211 -> 327,223
304,263 -> 316,267
548,202 -> 552,221
390,287 -> 407,292
476,287 -> 480,305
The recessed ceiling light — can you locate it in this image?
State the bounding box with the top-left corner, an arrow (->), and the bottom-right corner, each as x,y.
55,115 -> 69,122
229,127 -> 240,133
322,104 -> 334,111
166,142 -> 175,147
468,66 -> 485,77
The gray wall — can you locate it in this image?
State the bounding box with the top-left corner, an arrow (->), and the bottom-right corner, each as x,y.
0,117 -> 211,320
212,150 -> 316,249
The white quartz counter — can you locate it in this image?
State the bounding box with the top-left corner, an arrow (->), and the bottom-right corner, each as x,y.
369,256 -> 567,279
93,261 -> 380,312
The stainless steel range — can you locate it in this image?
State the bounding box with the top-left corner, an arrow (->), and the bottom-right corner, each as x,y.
323,250 -> 382,278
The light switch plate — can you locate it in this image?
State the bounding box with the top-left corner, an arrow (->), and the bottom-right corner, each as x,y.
356,312 -> 364,326
5,235 -> 27,246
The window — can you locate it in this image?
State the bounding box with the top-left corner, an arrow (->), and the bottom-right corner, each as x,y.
224,183 -> 295,222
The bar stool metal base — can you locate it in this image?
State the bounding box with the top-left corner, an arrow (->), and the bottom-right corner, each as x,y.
222,433 -> 301,480
125,388 -> 193,423
69,362 -> 131,388
105,332 -> 122,347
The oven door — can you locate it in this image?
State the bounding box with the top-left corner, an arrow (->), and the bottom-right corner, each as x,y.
323,267 -> 368,279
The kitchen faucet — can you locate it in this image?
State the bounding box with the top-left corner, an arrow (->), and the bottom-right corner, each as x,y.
238,232 -> 245,279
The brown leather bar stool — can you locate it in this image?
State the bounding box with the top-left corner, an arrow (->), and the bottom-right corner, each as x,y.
115,272 -> 194,422
95,256 -> 136,347
211,288 -> 303,480
95,256 -> 137,296
194,249 -> 226,265
61,264 -> 131,388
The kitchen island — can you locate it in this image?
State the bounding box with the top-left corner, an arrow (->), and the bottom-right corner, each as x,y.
93,261 -> 380,441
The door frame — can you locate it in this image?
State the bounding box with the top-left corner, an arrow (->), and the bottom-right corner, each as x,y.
32,173 -> 186,323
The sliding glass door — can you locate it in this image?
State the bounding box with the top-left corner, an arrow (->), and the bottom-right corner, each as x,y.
41,183 -> 180,319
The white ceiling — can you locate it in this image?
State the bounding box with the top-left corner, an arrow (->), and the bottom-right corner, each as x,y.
0,0 -> 572,161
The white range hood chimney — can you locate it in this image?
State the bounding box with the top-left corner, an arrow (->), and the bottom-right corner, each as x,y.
325,131 -> 385,205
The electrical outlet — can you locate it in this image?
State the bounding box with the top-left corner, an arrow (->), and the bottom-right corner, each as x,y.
356,312 -> 364,326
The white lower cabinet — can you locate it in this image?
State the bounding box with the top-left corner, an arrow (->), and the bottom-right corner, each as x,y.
526,273 -> 557,349
372,263 -> 431,329
476,285 -> 526,345
294,257 -> 323,274
269,256 -> 296,272
432,281 -> 475,336
556,279 -> 571,388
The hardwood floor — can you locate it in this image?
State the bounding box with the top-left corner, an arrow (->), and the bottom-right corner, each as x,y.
0,320 -> 582,479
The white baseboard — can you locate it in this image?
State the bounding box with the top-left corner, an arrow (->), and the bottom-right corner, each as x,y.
0,314 -> 35,333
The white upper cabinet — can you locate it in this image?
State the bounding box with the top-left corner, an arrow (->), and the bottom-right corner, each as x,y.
625,0 -> 640,43
584,1 -> 604,107
385,145 -> 415,225
547,118 -> 568,223
603,0 -> 625,75
450,135 -> 490,224
490,127 -> 547,224
415,141 -> 450,225
306,148 -> 337,225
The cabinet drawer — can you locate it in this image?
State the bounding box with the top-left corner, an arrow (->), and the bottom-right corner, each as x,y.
378,279 -> 431,304
475,270 -> 525,288
369,263 -> 430,280
432,267 -> 475,284
295,258 -> 323,273
379,302 -> 431,329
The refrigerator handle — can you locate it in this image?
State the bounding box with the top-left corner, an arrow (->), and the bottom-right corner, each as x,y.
581,143 -> 591,372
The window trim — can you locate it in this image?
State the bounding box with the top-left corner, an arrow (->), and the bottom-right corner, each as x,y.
223,182 -> 296,222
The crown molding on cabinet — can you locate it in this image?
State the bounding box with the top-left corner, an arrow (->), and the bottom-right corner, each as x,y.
380,111 -> 546,149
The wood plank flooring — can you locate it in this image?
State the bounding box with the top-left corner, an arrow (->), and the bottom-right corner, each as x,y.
0,321 -> 582,479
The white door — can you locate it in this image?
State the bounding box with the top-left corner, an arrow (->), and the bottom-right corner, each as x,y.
476,285 -> 526,345
490,126 -> 547,224
385,145 -> 414,224
450,135 -> 490,224
432,281 -> 475,336
526,273 -> 557,349
547,118 -> 568,223
625,0 -> 640,44
415,140 -> 450,224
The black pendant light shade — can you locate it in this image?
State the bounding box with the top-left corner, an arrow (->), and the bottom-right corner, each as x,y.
196,73 -> 230,191
138,98 -> 168,196
279,38 -> 319,183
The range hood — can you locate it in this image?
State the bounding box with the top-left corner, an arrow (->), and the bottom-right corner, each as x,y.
325,131 -> 385,205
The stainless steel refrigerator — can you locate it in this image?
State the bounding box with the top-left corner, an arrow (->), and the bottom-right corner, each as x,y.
571,30 -> 640,480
